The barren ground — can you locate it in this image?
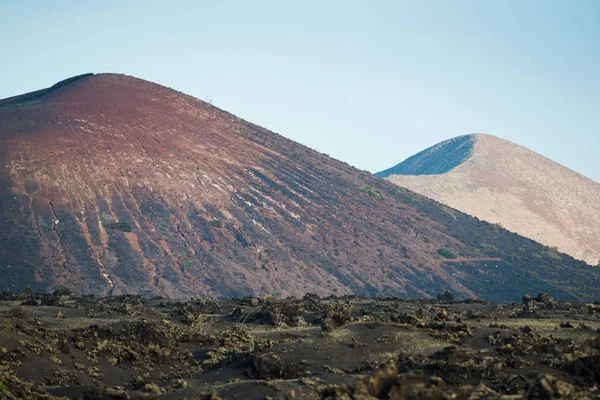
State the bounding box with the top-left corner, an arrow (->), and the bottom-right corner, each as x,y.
1,290 -> 599,399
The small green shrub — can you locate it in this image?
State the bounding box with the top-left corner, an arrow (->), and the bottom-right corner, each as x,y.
0,382 -> 12,397
468,246 -> 481,254
438,248 -> 457,259
8,306 -> 30,319
532,253 -> 543,261
105,221 -> 133,232
546,246 -> 563,261
184,260 -> 194,268
359,187 -> 384,200
410,196 -> 423,204
208,220 -> 223,228
491,222 -> 503,232
440,206 -> 457,220
482,243 -> 498,252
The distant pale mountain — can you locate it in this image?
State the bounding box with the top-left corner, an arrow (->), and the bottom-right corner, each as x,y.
378,134 -> 600,265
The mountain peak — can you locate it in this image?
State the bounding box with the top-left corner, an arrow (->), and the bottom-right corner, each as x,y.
376,133 -> 517,178
0,73 -> 214,111
381,134 -> 600,265
1,78 -> 597,301
376,134 -> 476,177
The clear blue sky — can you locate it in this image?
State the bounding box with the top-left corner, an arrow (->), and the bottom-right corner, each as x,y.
1,1 -> 599,182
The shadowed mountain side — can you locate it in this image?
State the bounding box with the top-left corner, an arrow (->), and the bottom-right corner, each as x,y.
381,134 -> 600,266
377,135 -> 476,177
1,76 -> 598,301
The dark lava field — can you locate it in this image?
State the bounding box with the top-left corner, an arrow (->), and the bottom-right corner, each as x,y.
0,290 -> 599,399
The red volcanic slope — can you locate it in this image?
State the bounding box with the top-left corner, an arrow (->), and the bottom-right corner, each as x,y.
0,74 -> 597,301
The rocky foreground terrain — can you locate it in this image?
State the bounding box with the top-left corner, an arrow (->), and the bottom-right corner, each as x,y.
0,291 -> 599,399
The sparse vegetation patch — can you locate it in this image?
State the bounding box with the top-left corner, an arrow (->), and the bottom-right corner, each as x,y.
546,246 -> 563,261
8,306 -> 30,319
208,220 -> 223,228
105,221 -> 133,232
438,248 -> 457,259
359,187 -> 384,200
491,222 -> 503,232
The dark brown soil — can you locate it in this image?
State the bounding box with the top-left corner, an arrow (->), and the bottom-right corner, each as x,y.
1,291 -> 599,399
